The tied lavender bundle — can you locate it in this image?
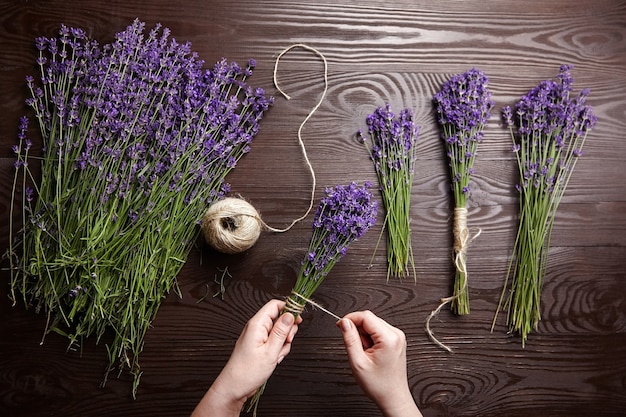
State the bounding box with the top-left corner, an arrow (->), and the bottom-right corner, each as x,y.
358,104 -> 419,280
8,20 -> 272,395
493,65 -> 597,346
432,68 -> 493,316
247,182 -> 377,415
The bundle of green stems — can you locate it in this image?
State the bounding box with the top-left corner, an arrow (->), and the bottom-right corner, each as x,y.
494,65 -> 596,345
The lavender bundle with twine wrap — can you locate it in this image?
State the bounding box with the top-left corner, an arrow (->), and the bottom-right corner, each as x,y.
427,68 -> 493,352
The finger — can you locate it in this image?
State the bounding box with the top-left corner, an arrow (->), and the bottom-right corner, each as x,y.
344,310 -> 393,344
285,322 -> 300,344
266,312 -> 295,354
337,318 -> 367,362
246,299 -> 287,336
277,340 -> 293,363
359,329 -> 374,349
258,299 -> 287,321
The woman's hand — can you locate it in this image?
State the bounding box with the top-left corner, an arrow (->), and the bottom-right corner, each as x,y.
192,299 -> 302,417
337,310 -> 423,417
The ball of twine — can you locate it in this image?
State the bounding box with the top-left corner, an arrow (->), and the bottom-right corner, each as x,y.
201,197 -> 263,254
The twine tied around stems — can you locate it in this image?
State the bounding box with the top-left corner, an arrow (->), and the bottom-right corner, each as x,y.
453,207 -> 472,272
201,44 -> 329,254
425,207 -> 481,352
284,291 -> 342,320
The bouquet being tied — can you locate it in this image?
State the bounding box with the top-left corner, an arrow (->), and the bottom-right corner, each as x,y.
247,182 -> 378,415
8,20 -> 273,395
432,68 -> 493,315
494,65 -> 597,345
358,104 -> 419,280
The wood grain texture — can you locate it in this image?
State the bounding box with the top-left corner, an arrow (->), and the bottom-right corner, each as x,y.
1,0 -> 625,416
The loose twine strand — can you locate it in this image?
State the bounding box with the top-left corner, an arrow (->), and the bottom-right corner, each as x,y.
425,207 -> 481,352
201,44 -> 328,253
263,43 -> 329,233
284,291 -> 342,321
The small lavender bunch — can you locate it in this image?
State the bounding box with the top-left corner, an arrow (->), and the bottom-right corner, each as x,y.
247,182 -> 377,414
494,65 -> 597,345
8,20 -> 272,395
358,104 -> 419,279
287,181 -> 378,308
432,68 -> 494,315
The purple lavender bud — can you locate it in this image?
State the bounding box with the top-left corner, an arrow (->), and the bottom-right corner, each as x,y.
356,129 -> 366,144
502,105 -> 513,127
35,37 -> 47,51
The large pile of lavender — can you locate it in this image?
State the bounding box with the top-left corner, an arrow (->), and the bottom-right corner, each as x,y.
8,19 -> 272,395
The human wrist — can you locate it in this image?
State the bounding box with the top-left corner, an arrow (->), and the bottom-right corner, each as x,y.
195,378 -> 246,417
377,387 -> 422,417
379,400 -> 423,417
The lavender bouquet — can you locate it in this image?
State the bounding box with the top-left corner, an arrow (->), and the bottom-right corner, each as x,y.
358,104 -> 419,279
247,182 -> 377,414
494,65 -> 596,345
433,68 -> 493,315
286,182 -> 377,310
8,20 -> 272,394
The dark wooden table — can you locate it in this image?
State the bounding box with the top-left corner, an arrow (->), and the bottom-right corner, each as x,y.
1,1 -> 625,416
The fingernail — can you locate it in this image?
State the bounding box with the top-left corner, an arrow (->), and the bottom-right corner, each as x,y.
277,355 -> 285,364
281,313 -> 294,326
337,319 -> 351,332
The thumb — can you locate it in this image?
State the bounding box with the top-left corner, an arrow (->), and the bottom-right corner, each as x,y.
267,312 -> 295,353
337,318 -> 366,361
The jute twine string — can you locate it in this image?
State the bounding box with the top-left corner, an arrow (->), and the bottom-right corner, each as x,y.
425,207 -> 481,352
284,291 -> 342,320
201,44 -> 329,254
269,43 -> 328,232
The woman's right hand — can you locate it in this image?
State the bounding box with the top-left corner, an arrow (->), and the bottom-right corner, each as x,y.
337,310 -> 423,417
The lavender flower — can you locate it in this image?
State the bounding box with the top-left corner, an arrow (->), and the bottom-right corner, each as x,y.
359,104 -> 419,279
494,64 -> 597,346
432,68 -> 493,317
300,182 -> 378,282
9,20 -> 272,396
433,68 -> 493,200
